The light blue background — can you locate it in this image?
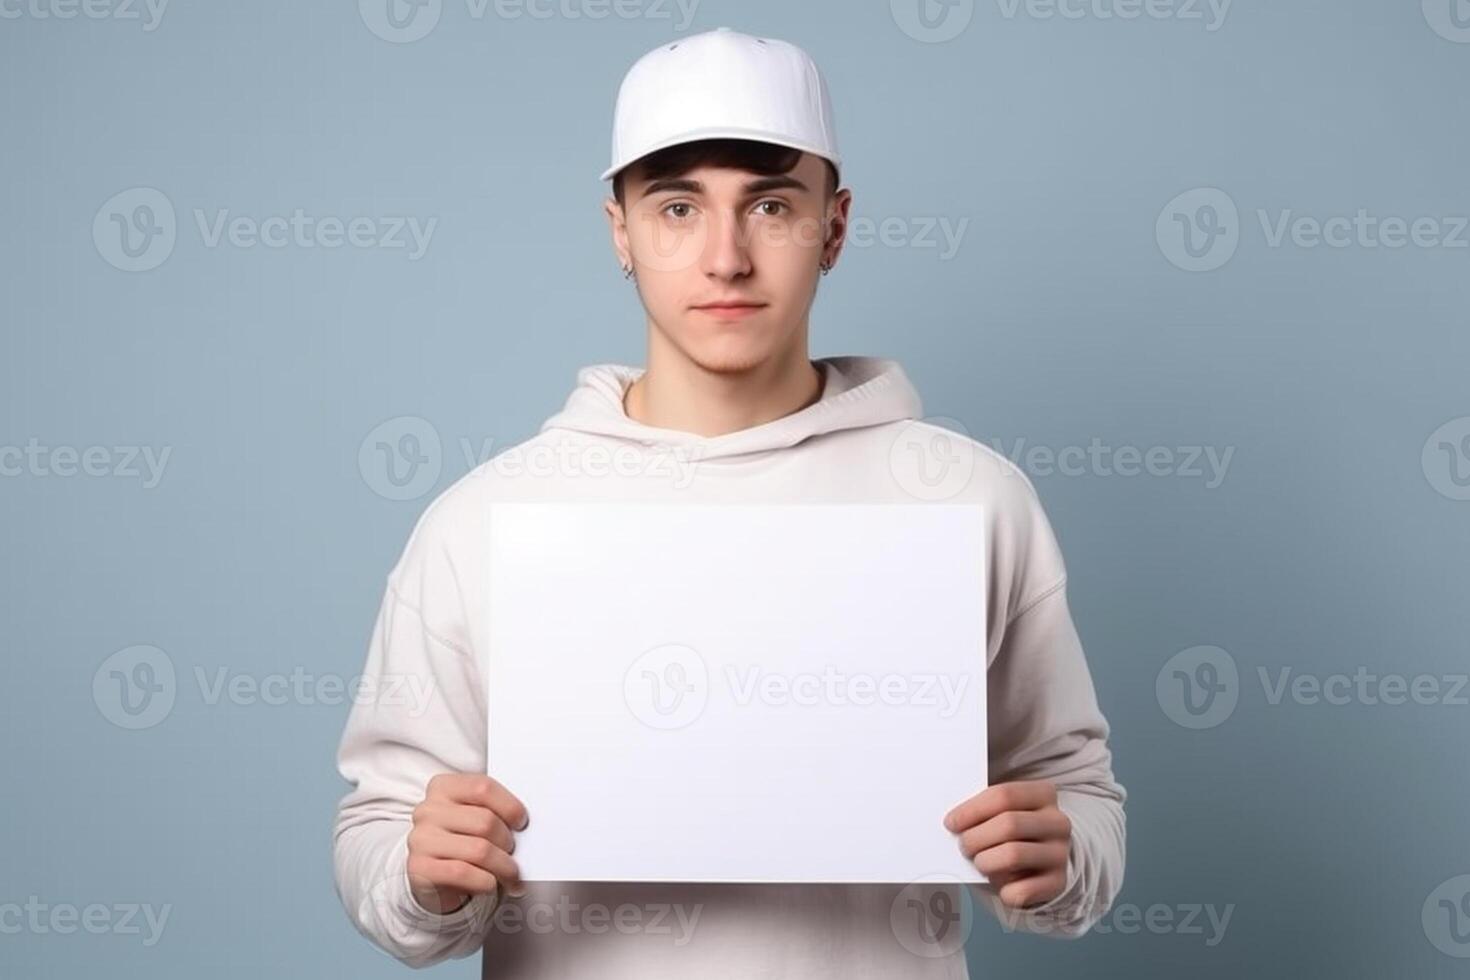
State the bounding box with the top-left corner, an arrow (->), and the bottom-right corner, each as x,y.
3,0 -> 1469,976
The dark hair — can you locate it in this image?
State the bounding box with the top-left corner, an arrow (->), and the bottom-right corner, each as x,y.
613,137 -> 838,207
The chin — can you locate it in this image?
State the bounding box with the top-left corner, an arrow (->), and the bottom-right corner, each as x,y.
649,310 -> 776,375
681,332 -> 785,377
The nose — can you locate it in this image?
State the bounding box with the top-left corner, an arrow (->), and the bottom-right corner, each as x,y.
699,208 -> 752,281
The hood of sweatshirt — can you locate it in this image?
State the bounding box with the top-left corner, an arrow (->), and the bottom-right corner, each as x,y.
537,355 -> 924,461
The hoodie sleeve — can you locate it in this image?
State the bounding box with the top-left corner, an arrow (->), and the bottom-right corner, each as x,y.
967,475 -> 1127,939
331,497 -> 499,968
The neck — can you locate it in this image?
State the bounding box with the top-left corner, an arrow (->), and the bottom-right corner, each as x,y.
623,328 -> 824,438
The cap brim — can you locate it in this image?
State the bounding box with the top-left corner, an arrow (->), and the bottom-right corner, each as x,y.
600,128 -> 841,183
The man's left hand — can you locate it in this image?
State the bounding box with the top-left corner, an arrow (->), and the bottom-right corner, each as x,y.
943,779 -> 1072,909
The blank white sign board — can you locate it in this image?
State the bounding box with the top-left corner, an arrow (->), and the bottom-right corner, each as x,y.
486,503 -> 987,883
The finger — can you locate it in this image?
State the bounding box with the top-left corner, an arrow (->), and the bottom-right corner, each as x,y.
415,802 -> 517,853
997,869 -> 1067,909
984,868 -> 1027,890
957,808 -> 1071,858
972,839 -> 1069,878
406,855 -> 499,898
426,774 -> 530,831
414,825 -> 523,890
944,781 -> 1056,832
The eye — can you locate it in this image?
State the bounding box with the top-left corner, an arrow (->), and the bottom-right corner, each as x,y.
753,199 -> 788,217
661,201 -> 695,220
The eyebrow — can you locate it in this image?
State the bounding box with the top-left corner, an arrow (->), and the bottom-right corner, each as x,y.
639,174 -> 810,200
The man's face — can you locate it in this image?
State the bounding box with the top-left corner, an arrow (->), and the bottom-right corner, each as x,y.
606,151 -> 850,375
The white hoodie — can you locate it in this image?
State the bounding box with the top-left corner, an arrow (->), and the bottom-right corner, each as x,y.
332,355 -> 1126,979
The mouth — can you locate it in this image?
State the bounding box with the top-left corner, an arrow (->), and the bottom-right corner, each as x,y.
692,302 -> 767,320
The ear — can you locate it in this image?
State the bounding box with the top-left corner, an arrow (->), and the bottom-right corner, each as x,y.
822,187 -> 854,269
604,195 -> 632,271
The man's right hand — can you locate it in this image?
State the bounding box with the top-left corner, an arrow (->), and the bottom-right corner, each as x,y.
407,773 -> 530,913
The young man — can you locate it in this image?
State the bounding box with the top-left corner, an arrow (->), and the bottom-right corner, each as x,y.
333,27 -> 1125,978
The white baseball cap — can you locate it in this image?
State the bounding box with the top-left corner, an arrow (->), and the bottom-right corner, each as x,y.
601,26 -> 841,185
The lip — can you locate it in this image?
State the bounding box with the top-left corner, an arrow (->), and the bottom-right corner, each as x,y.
693,302 -> 766,319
